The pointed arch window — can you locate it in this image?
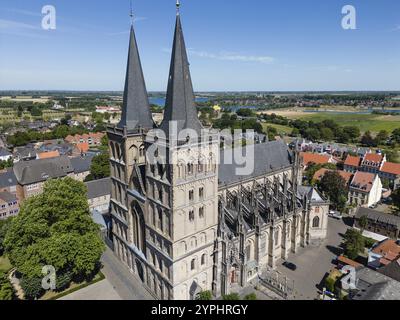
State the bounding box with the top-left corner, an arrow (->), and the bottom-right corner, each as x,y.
313,216 -> 320,228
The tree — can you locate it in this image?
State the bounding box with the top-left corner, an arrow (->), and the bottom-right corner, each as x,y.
4,178 -> 105,298
0,218 -> 13,256
375,130 -> 389,146
20,276 -> 43,300
343,126 -> 360,142
196,290 -> 213,300
0,271 -> 13,300
318,171 -> 348,212
358,215 -> 368,232
343,229 -> 365,260
86,152 -> 110,181
244,293 -> 257,300
320,127 -> 334,141
392,188 -> 400,214
236,108 -> 255,117
222,293 -> 240,300
361,131 -> 377,147
391,128 -> 400,145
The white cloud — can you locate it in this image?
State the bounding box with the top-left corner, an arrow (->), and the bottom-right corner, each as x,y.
187,49 -> 275,64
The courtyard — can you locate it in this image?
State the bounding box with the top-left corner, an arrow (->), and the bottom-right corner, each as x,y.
273,217 -> 350,300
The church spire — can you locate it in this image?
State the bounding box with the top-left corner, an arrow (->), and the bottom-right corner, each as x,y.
159,1 -> 203,137
118,5 -> 153,130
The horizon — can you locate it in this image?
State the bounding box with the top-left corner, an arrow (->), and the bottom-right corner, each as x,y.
1,0 -> 400,91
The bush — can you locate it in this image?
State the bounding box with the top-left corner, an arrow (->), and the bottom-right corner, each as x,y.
20,276 -> 43,300
196,290 -> 213,300
56,270 -> 73,292
363,237 -> 376,249
222,293 -> 240,300
0,271 -> 13,300
244,293 -> 257,300
325,276 -> 336,293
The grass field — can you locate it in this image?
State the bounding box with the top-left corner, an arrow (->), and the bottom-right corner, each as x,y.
262,123 -> 293,134
262,110 -> 400,133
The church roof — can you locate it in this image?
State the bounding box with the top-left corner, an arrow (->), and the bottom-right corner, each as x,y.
159,14 -> 203,137
118,25 -> 153,130
218,141 -> 293,186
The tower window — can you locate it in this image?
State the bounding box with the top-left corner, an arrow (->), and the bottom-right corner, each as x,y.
201,254 -> 206,266
189,210 -> 195,222
187,163 -> 194,175
199,187 -> 204,200
189,190 -> 194,202
199,207 -> 204,219
191,259 -> 196,270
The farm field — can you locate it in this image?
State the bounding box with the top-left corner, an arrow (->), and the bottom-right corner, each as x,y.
261,110 -> 400,133
262,123 -> 293,134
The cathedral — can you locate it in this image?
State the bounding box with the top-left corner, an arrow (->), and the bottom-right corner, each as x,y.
107,3 -> 329,300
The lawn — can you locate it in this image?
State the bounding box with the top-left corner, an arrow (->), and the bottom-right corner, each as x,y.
282,112 -> 400,133
262,123 -> 293,135
0,256 -> 12,273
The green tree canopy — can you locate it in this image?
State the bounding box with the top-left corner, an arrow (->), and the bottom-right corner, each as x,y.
86,152 -> 110,181
4,178 -> 104,282
318,171 -> 348,212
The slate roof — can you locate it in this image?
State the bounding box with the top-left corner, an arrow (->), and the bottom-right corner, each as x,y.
0,168 -> 18,189
159,14 -> 203,136
0,191 -> 17,203
0,147 -> 12,157
352,267 -> 400,300
297,186 -> 327,204
13,156 -> 73,185
70,153 -> 96,174
85,177 -> 111,200
118,25 -> 153,130
355,207 -> 400,229
218,140 -> 293,186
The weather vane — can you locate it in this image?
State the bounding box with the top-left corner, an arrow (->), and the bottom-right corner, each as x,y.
176,0 -> 181,15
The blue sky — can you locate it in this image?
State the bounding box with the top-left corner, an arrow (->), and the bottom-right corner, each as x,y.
0,0 -> 399,91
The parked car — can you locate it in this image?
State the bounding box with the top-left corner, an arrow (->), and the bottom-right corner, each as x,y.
282,261 -> 297,271
329,210 -> 342,220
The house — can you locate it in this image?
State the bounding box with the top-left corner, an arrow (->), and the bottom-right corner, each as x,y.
379,162 -> 400,190
368,239 -> 400,269
0,191 -> 19,220
95,105 -> 121,114
344,267 -> 400,300
300,152 -> 335,169
85,177 -> 111,212
354,207 -> 400,240
313,168 -> 353,185
65,132 -> 105,147
74,142 -> 90,154
349,171 -> 382,208
13,156 -> 74,201
378,258 -> 400,282
70,153 -> 96,182
38,139 -> 74,156
0,168 -> 17,194
13,145 -> 37,162
361,153 -> 386,174
0,147 -> 12,162
343,155 -> 361,173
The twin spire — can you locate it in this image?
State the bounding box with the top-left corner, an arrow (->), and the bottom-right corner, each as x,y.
118,1 -> 203,135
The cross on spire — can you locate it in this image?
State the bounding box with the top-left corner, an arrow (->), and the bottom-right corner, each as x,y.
176,0 -> 181,15
129,0 -> 134,25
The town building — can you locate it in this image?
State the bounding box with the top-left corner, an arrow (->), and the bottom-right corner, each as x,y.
348,171 -> 382,208
354,207 -> 400,240
65,132 -> 105,147
368,239 -> 400,270
106,7 -> 329,300
0,191 -> 19,220
70,153 -> 96,182
343,155 -> 361,173
300,152 -> 336,169
0,169 -> 17,194
86,177 -> 111,212
0,147 -> 12,162
312,168 -> 353,185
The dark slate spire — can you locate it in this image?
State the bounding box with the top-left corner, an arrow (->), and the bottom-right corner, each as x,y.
159,10 -> 203,136
118,23 -> 153,130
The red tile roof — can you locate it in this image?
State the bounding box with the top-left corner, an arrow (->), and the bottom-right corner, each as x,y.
37,150 -> 60,160
313,168 -> 353,185
337,255 -> 363,268
344,155 -> 361,167
372,239 -> 400,265
76,142 -> 89,153
363,153 -> 384,165
301,152 -> 331,166
350,171 -> 376,192
381,162 -> 400,176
